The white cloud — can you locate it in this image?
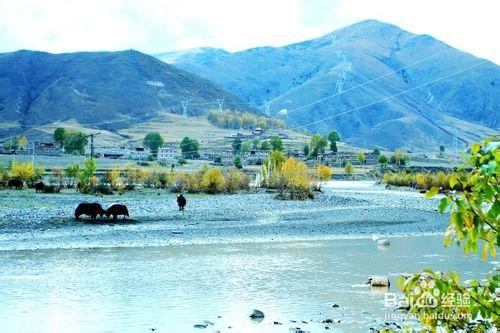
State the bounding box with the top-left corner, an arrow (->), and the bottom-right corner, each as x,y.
0,0 -> 498,63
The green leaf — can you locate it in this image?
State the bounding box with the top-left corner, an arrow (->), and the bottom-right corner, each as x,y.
438,197 -> 450,213
449,174 -> 458,189
425,187 -> 439,198
471,143 -> 481,154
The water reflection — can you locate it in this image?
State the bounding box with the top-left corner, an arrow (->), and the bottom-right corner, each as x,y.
0,236 -> 491,332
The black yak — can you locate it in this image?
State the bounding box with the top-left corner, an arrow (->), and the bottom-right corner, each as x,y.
35,181 -> 45,193
177,194 -> 186,211
75,203 -> 105,221
7,179 -> 23,190
105,204 -> 129,220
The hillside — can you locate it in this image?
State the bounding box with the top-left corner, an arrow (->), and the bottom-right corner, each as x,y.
157,19 -> 499,151
0,50 -> 252,140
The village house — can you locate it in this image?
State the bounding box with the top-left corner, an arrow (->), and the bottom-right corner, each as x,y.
243,149 -> 270,164
157,146 -> 181,162
34,142 -> 62,156
221,150 -> 235,165
128,147 -> 150,160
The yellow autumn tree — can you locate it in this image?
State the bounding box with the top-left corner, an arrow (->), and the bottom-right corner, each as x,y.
280,157 -> 312,199
200,167 -> 225,194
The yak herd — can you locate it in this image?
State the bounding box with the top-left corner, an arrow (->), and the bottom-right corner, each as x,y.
74,194 -> 187,222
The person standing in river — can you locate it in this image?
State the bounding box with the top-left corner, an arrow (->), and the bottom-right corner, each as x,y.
177,194 -> 187,211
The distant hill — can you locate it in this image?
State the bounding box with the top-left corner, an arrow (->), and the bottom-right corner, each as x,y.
157,19 -> 499,151
0,50 -> 251,139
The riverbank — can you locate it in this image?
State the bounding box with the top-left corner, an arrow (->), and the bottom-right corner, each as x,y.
0,182 -> 448,251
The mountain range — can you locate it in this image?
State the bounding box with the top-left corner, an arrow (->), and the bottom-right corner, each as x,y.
0,50 -> 249,139
156,19 -> 499,150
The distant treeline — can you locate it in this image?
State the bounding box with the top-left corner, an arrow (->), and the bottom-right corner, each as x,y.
207,110 -> 286,130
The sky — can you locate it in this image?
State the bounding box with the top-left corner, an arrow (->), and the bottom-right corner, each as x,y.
0,0 -> 498,63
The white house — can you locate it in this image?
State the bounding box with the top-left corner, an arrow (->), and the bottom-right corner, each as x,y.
128,147 -> 150,160
157,146 -> 181,162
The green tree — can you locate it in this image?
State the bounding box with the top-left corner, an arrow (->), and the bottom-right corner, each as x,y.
328,130 -> 340,143
180,137 -> 200,159
260,140 -> 271,151
378,155 -> 388,169
252,139 -> 259,150
64,131 -> 88,154
330,140 -> 338,153
233,155 -> 243,169
373,148 -> 381,156
439,145 -> 445,158
78,158 -> 97,193
399,138 -> 499,331
64,164 -> 81,187
390,150 -> 408,166
356,152 -> 366,164
309,134 -> 328,157
53,127 -> 66,148
303,143 -> 310,157
143,132 -> 164,156
270,136 -> 283,151
232,138 -> 242,153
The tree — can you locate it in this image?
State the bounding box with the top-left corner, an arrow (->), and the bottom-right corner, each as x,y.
53,128 -> 66,148
373,148 -> 381,156
330,140 -> 338,153
270,136 -> 283,151
252,139 -> 259,150
344,163 -> 354,176
64,131 -> 88,154
280,157 -> 312,199
439,145 -> 445,158
18,136 -> 28,150
378,155 -> 388,169
399,138 -> 499,331
180,137 -> 200,159
240,142 -> 250,153
260,140 -> 271,151
328,131 -> 340,143
200,168 -> 225,194
310,134 -> 328,157
233,155 -> 243,169
143,132 -> 164,156
64,164 -> 81,187
317,164 -> 333,181
328,131 -> 340,152
356,152 -> 366,164
390,150 -> 408,166
232,138 -> 242,153
105,170 -> 120,190
78,158 -> 97,193
10,161 -> 39,183
303,143 -> 310,157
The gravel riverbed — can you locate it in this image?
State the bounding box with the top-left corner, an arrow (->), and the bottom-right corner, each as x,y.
0,183 -> 448,251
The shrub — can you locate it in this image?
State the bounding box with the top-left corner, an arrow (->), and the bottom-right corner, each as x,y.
280,157 -> 313,199
317,164 -> 333,181
42,184 -> 61,193
105,170 -> 120,190
94,183 -> 113,195
78,158 -> 97,193
224,168 -> 249,193
200,168 -> 225,194
233,155 -> 243,169
344,163 -> 354,176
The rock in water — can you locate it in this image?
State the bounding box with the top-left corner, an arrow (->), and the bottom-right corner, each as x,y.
249,309 -> 265,319
377,239 -> 390,247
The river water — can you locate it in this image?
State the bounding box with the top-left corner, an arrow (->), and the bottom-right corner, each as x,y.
0,235 -> 493,333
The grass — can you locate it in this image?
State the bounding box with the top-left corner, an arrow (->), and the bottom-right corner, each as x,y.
382,171 -> 458,191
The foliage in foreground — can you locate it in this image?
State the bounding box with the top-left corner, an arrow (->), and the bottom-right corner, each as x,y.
398,137 -> 499,331
382,171 -> 462,191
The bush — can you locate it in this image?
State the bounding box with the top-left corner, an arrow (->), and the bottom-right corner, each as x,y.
105,170 -> 120,190
200,168 -> 225,194
43,184 -> 62,193
94,183 -> 113,195
280,157 -> 313,200
224,168 -> 249,193
344,163 -> 354,176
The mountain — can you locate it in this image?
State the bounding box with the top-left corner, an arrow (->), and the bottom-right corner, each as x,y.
0,49 -> 251,139
156,20 -> 499,151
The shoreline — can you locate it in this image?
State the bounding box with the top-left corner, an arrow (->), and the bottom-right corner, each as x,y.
0,183 -> 449,251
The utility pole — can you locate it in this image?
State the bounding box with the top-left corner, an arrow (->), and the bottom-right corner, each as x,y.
86,132 -> 101,161
263,99 -> 271,117
216,97 -> 225,114
182,100 -> 189,117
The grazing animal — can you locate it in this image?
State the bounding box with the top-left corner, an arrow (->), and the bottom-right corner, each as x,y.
35,181 -> 45,193
7,179 -> 23,190
74,202 -> 105,221
105,204 -> 129,220
177,194 -> 187,211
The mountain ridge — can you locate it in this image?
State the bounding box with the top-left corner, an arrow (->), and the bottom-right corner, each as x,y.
156,19 -> 499,150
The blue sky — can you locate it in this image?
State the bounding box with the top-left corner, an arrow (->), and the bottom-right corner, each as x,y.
0,0 -> 498,63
